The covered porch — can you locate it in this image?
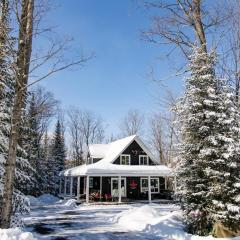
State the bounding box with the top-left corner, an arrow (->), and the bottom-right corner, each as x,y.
59,163 -> 175,204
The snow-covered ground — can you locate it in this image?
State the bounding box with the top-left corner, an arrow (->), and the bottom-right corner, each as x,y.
0,228 -> 35,240
20,195 -> 240,240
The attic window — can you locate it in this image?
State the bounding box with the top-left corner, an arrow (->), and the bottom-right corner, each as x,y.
120,154 -> 131,165
139,155 -> 149,165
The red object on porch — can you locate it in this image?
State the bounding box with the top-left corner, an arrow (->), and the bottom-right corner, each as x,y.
104,193 -> 112,201
129,180 -> 137,189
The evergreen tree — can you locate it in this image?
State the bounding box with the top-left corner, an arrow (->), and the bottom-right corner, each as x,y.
177,47 -> 240,235
49,120 -> 66,195
0,0 -> 32,226
0,0 -> 14,199
20,94 -> 40,196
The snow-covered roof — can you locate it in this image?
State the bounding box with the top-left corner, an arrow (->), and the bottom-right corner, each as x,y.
88,144 -> 109,158
61,163 -> 173,177
61,135 -> 173,177
88,135 -> 159,164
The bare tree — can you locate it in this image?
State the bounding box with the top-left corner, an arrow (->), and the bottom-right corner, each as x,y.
67,108 -> 105,164
149,114 -> 166,164
142,0 -> 230,57
149,90 -> 180,166
30,86 -> 59,140
120,109 -> 145,137
219,1 -> 240,102
79,110 -> 105,147
67,107 -> 84,166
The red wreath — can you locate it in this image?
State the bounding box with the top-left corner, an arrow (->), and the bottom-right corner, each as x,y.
129,180 -> 137,189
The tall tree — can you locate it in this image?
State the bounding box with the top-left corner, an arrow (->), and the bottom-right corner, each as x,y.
149,114 -> 166,164
177,47 -> 240,235
120,109 -> 145,137
49,120 -> 66,196
68,108 -> 84,166
0,0 -> 14,218
79,110 -> 105,147
1,0 -> 34,228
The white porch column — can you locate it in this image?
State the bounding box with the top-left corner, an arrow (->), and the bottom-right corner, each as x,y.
59,177 -> 62,195
118,175 -> 122,203
77,176 -> 80,201
64,177 -> 67,196
86,176 -> 90,204
100,176 -> 102,201
165,177 -> 168,190
70,177 -> 73,197
148,176 -> 151,203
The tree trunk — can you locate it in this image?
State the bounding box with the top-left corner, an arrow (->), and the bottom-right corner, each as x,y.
0,0 -> 34,228
192,0 -> 207,53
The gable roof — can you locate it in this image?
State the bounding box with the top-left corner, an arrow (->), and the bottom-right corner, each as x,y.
89,135 -> 159,165
61,135 -> 172,177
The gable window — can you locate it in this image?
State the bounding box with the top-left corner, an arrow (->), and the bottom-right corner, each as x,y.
140,178 -> 159,193
120,154 -> 131,165
139,155 -> 149,165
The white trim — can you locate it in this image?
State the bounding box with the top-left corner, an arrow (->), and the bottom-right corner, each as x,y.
118,176 -> 122,203
140,178 -> 148,193
77,176 -> 80,201
120,154 -> 131,165
148,176 -> 151,203
100,176 -> 102,200
111,177 -> 126,197
140,177 -> 159,193
86,176 -> 89,204
139,155 -> 149,165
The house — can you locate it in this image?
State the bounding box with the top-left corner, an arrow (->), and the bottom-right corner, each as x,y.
59,135 -> 175,203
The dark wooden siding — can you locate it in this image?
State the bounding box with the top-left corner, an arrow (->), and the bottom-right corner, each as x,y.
102,177 -> 111,195
113,140 -> 155,165
92,158 -> 102,163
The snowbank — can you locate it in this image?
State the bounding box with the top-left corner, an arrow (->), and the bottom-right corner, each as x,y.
63,199 -> 77,207
0,228 -> 35,240
113,205 -> 240,240
113,205 -> 160,231
28,194 -> 59,206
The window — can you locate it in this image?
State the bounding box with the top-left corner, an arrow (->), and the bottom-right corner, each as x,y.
151,178 -> 159,193
89,177 -> 93,188
139,155 -> 149,165
140,178 -> 149,192
140,178 -> 159,193
120,154 -> 131,165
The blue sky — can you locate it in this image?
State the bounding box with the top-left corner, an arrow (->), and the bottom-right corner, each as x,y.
38,0 -> 183,136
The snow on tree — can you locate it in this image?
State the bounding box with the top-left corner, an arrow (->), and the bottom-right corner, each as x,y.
176,47 -> 240,235
0,0 -> 32,227
48,120 -> 66,195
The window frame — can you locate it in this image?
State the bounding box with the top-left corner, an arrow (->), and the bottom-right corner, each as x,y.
120,154 -> 131,165
139,155 -> 149,165
140,177 -> 159,193
89,177 -> 93,188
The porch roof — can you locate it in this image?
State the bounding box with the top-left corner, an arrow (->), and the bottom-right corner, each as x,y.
60,163 -> 173,177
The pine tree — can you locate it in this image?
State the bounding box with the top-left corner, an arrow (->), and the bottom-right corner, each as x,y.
23,93 -> 41,196
0,0 -> 14,199
0,0 -> 32,227
177,47 -> 240,235
49,120 -> 66,195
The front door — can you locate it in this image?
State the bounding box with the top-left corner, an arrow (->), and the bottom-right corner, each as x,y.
111,178 -> 126,197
